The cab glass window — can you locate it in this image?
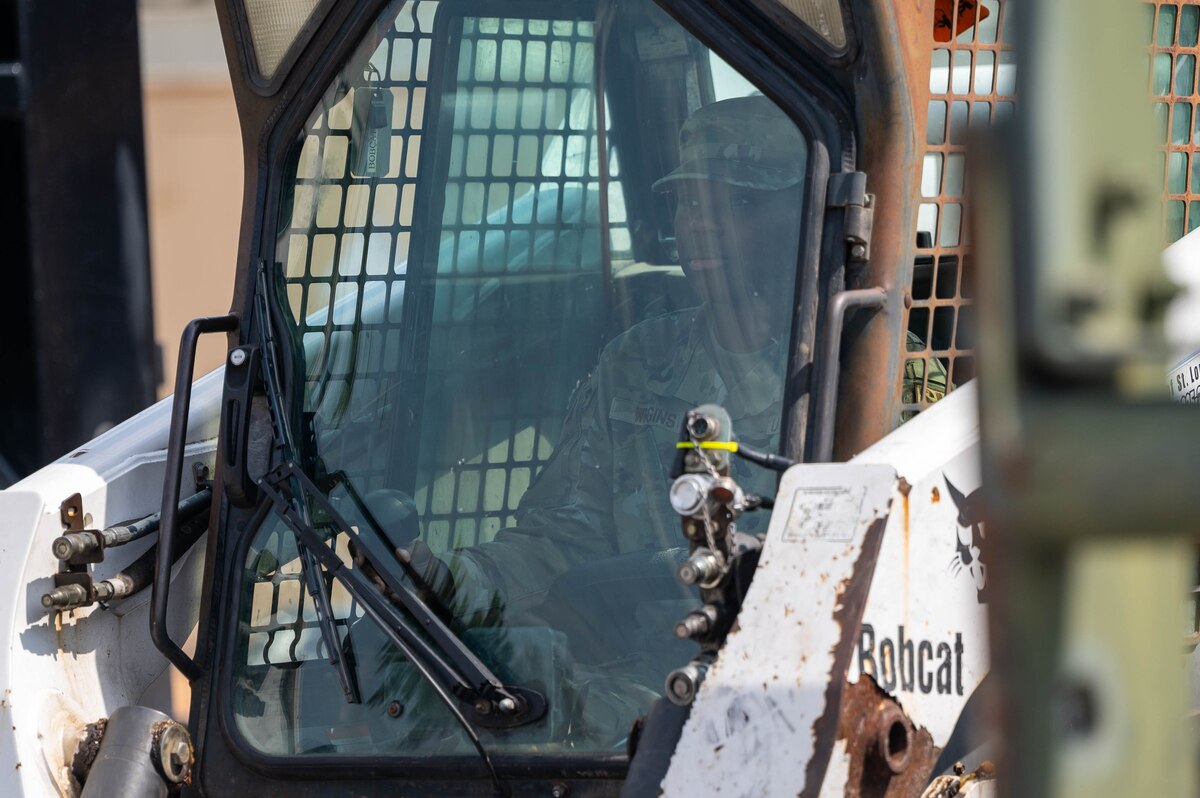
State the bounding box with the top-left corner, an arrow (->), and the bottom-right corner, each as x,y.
231,0 -> 810,761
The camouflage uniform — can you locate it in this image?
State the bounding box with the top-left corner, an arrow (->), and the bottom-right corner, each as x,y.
439,98 -> 948,626
441,97 -> 806,627
443,322 -> 947,627
443,303 -> 787,627
406,102 -> 947,751
902,331 -> 951,409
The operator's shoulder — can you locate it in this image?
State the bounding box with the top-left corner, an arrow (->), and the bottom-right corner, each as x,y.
601,307 -> 700,366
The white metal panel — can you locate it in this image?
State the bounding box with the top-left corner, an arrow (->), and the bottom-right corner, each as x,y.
852,379 -> 978,479
850,382 -> 987,745
848,444 -> 987,744
8,366 -> 225,485
664,377 -> 984,796
0,490 -> 44,795
661,462 -> 897,797
0,370 -> 224,796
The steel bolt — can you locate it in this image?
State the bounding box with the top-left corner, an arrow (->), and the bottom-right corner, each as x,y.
550,783 -> 570,798
387,701 -> 404,718
498,696 -> 518,714
474,699 -> 492,715
850,243 -> 867,260
156,722 -> 193,784
229,348 -> 247,367
52,536 -> 76,560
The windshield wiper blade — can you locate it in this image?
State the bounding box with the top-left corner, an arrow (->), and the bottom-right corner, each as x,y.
258,462 -> 544,797
254,261 -> 361,705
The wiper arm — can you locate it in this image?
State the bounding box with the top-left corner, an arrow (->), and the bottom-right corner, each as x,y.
254,261 -> 361,704
259,462 -> 545,797
259,462 -> 546,723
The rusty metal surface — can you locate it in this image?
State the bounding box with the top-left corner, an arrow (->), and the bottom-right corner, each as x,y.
897,0 -> 1013,422
803,514 -> 891,797
832,0 -> 1013,454
833,0 -> 930,459
836,0 -> 1008,456
836,676 -> 939,798
60,493 -> 85,532
71,717 -> 106,789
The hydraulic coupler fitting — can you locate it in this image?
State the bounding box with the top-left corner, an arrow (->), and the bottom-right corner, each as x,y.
669,473 -> 716,518
674,604 -> 725,640
665,659 -> 710,707
42,576 -> 133,611
42,583 -> 90,610
678,548 -> 724,589
52,532 -> 102,562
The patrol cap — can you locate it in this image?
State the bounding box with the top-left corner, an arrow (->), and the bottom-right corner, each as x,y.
652,95 -> 807,192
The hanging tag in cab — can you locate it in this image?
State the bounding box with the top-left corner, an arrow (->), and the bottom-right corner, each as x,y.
351,86 -> 393,178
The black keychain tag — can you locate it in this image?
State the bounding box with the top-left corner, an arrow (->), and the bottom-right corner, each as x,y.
350,69 -> 392,178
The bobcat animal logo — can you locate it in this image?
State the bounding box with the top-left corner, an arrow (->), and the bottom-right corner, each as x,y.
945,477 -> 986,603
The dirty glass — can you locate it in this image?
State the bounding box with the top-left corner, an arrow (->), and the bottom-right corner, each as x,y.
1183,5 -> 1200,48
231,0 -> 809,761
1159,3 -> 1178,47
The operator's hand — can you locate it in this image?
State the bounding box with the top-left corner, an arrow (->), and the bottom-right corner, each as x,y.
349,536 -> 458,623
397,539 -> 457,618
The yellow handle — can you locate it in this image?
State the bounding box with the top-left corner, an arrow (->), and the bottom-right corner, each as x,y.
675,441 -> 739,452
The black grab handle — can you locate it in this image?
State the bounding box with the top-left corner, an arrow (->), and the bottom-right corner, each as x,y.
152,314 -> 239,680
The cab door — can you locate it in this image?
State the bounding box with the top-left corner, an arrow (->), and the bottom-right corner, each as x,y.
187,0 -> 870,794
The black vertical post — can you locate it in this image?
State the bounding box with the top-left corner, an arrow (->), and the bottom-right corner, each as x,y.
0,0 -> 157,484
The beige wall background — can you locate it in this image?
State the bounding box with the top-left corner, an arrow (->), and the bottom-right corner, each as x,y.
141,2 -> 243,398
138,1 -> 243,718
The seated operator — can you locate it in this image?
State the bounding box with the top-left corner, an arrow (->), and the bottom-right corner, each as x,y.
403,95 -> 946,630
402,96 -> 808,635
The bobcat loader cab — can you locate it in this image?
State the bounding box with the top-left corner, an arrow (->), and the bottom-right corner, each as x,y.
0,0 -> 1025,795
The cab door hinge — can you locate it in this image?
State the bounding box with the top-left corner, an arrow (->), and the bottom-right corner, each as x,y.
827,172 -> 875,263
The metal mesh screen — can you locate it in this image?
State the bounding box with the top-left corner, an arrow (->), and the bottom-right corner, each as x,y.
239,0 -> 440,680
245,527 -> 360,666
414,16 -> 617,551
900,0 -> 1014,419
278,3 -> 618,554
1149,2 -> 1200,242
280,0 -> 440,511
